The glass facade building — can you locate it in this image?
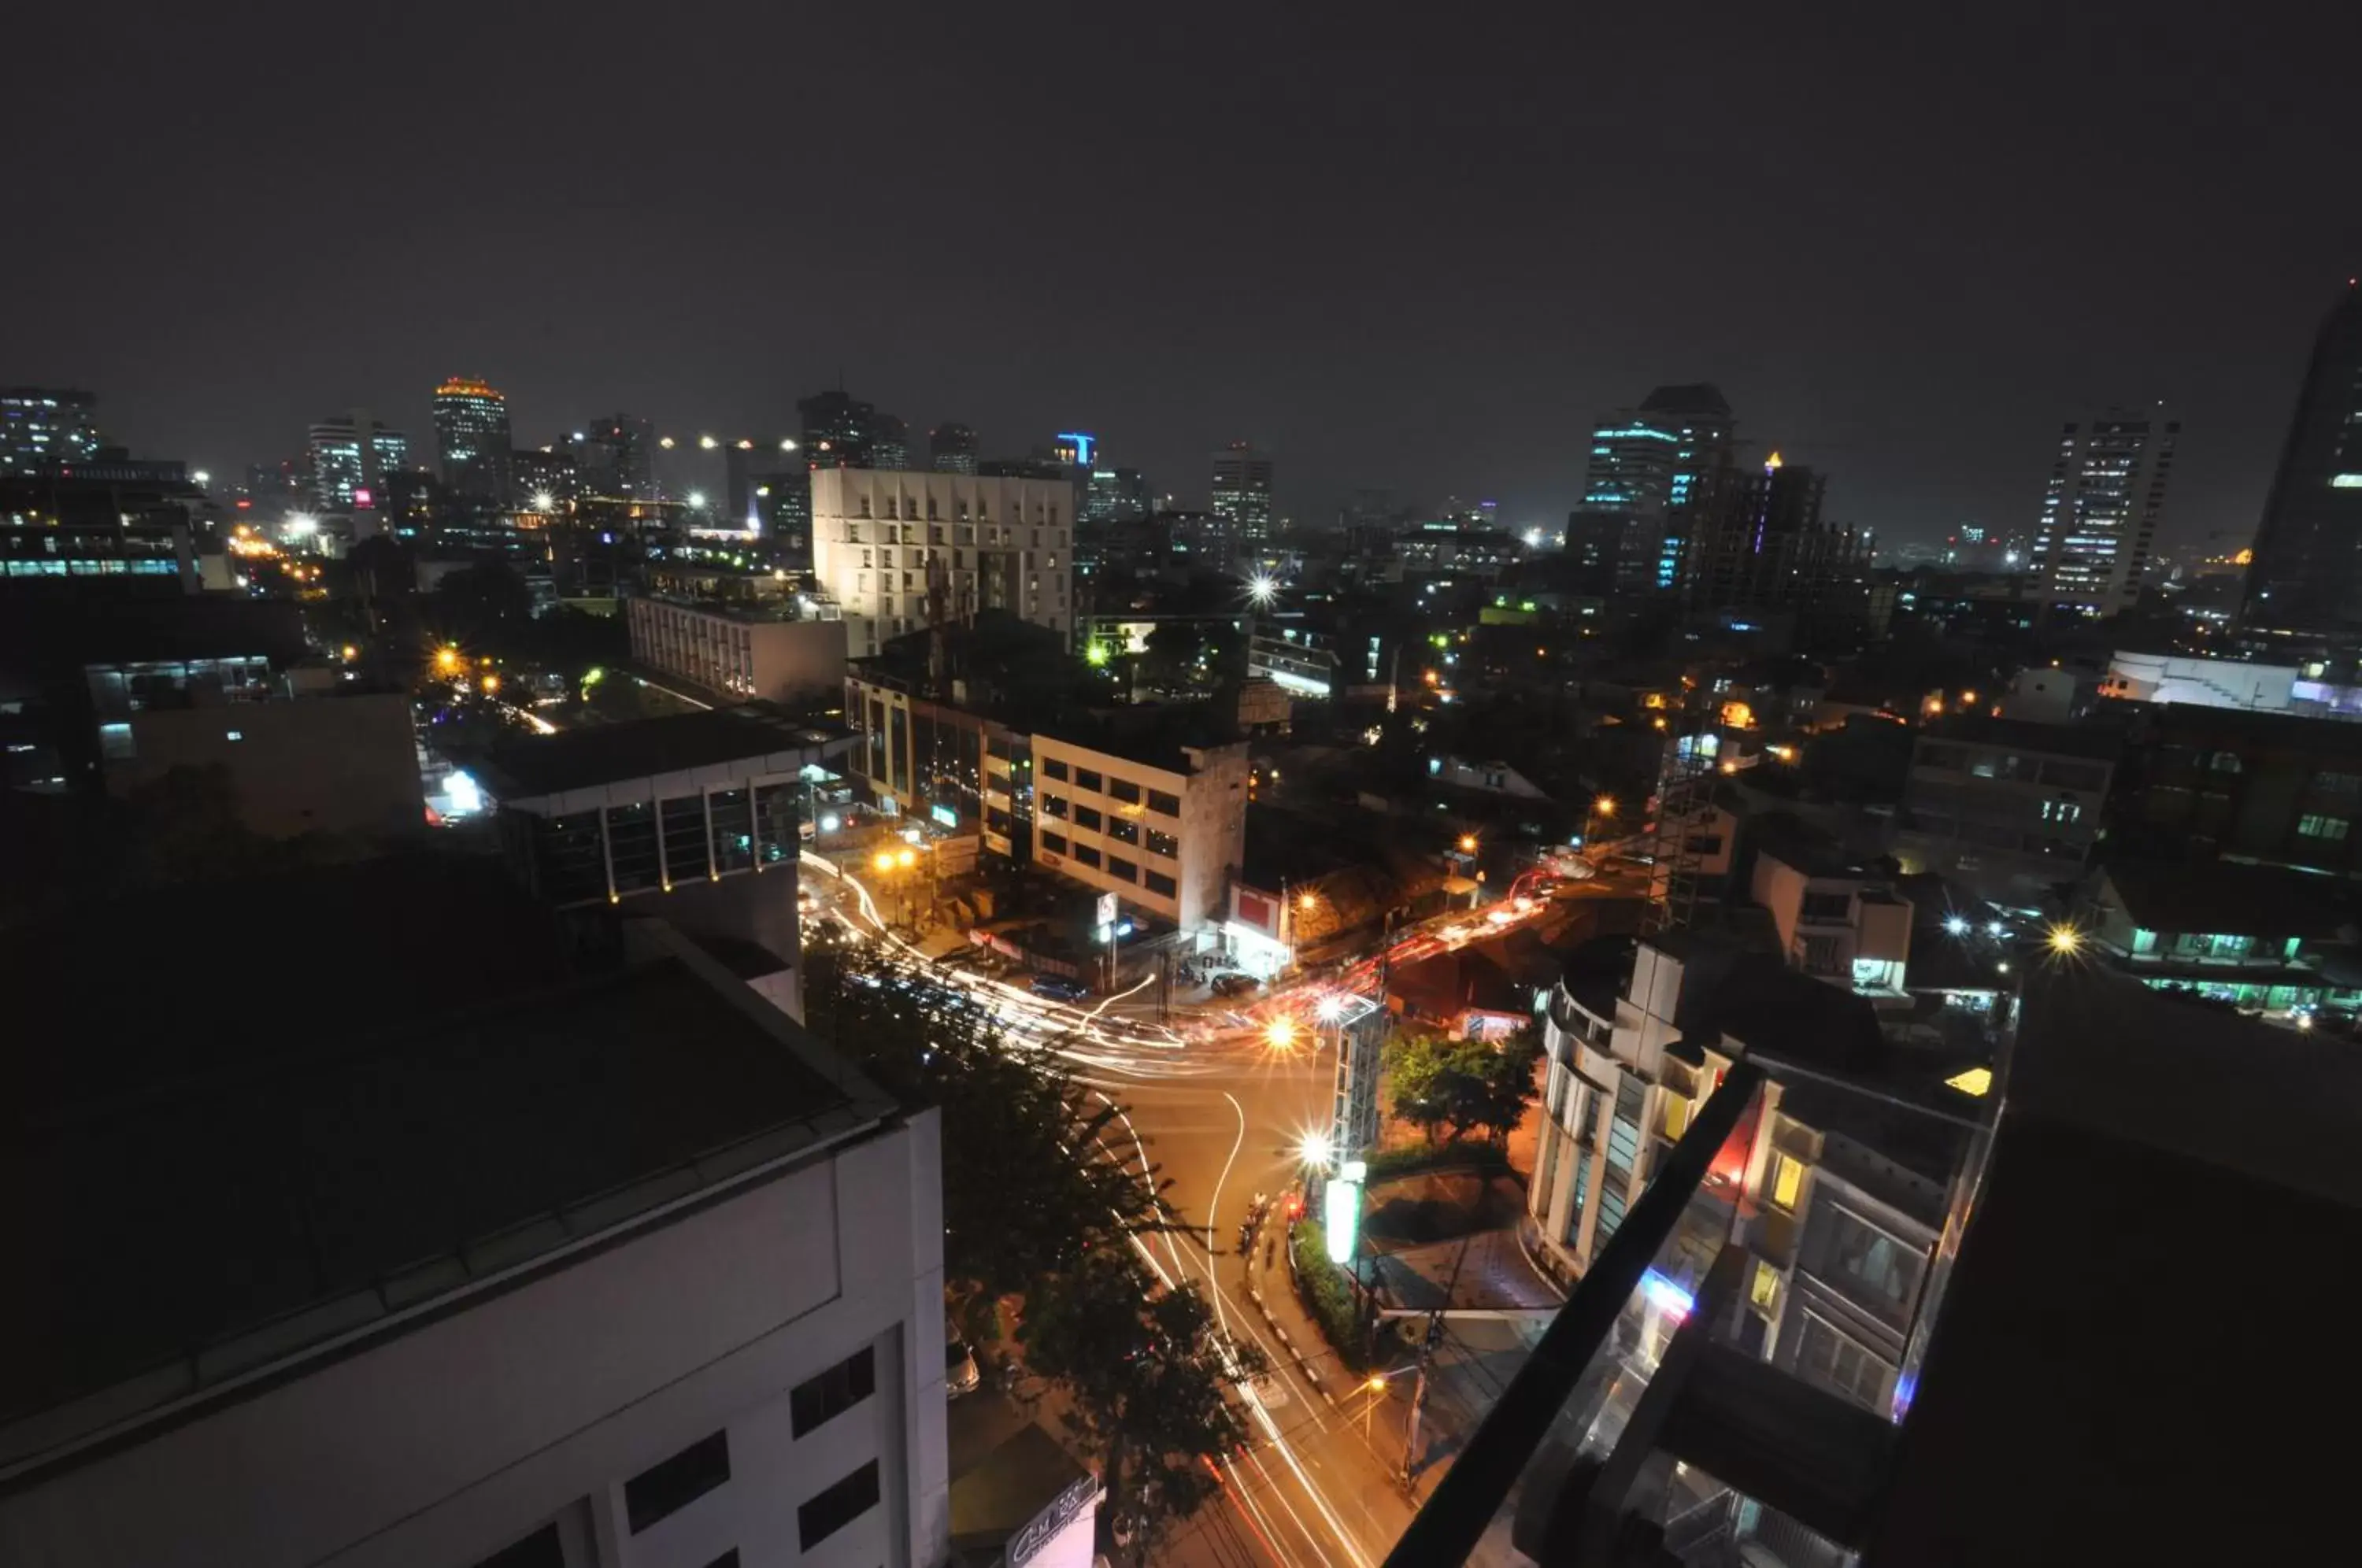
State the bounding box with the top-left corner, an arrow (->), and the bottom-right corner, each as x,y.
1,387 -> 102,475
2242,283 -> 2362,640
431,377 -> 514,502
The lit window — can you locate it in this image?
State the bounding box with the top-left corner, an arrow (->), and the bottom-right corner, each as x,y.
1769,1151 -> 1805,1211
225,730 -> 243,741
1749,1259 -> 1780,1312
1662,1095 -> 1689,1141
2298,814 -> 2350,841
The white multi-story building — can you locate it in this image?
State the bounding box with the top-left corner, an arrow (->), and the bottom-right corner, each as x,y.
2029,408 -> 2178,614
628,594 -> 848,703
1030,730 -> 1248,934
0,904 -> 950,1568
811,469 -> 1072,658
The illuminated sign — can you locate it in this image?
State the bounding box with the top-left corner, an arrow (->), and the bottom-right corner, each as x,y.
352,486 -> 373,508
1324,1159 -> 1366,1265
1056,431 -> 1096,466
930,803 -> 958,830
1639,1268 -> 1694,1321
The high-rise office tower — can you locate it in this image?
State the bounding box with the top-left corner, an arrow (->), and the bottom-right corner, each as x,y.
929,422 -> 979,474
2242,283 -> 2362,640
869,411 -> 911,471
2028,406 -> 2178,615
1210,442 -> 1274,546
799,389 -> 877,469
306,411 -> 409,509
1573,383 -> 1736,595
1683,453 -> 1862,612
1,387 -> 102,475
1084,467 -> 1150,526
431,377 -> 514,502
571,415 -> 657,501
511,447 -> 581,512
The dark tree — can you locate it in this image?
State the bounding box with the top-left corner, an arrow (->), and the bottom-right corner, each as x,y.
1021,1248 -> 1257,1560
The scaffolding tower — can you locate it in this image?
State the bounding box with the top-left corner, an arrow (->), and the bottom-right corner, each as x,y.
1644,715 -> 1720,937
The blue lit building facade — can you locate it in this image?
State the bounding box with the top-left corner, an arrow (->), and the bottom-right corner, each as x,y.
1573,383 -> 1734,595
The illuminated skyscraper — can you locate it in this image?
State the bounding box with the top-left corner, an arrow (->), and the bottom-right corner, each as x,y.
1572,383 -> 1734,595
798,388 -> 876,469
868,412 -> 910,472
2241,283 -> 2362,640
306,411 -> 409,509
1210,442 -> 1274,545
571,415 -> 656,501
431,377 -> 513,502
929,422 -> 979,474
2028,407 -> 2177,615
1,387 -> 102,475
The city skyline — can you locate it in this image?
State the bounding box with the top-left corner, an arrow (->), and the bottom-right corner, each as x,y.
7,7 -> 2357,549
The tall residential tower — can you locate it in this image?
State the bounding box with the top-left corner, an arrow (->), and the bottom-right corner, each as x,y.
2028,406 -> 2178,615
431,376 -> 513,502
1210,442 -> 1274,549
2242,283 -> 2362,641
1572,383 -> 1735,594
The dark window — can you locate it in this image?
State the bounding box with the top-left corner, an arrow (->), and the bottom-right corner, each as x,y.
1148,789 -> 1181,817
1145,870 -> 1176,897
474,1523 -> 563,1568
1041,830 -> 1068,856
661,794 -> 709,882
1042,793 -> 1068,819
798,1459 -> 881,1551
1073,804 -> 1103,831
1108,856 -> 1138,882
1109,778 -> 1142,804
1108,817 -> 1139,845
1074,844 -> 1101,868
790,1346 -> 876,1438
1146,828 -> 1179,859
1799,891 -> 1852,923
1075,767 -> 1104,792
625,1430 -> 731,1533
1042,757 -> 1069,781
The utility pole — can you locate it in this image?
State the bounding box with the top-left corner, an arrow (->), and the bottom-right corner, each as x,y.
1401,1234 -> 1473,1486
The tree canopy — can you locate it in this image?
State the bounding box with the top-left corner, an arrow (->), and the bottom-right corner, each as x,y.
1385,1027 -> 1543,1145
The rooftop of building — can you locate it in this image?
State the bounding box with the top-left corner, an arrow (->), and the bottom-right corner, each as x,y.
1919,712 -> 2126,761
948,1403 -> 1092,1564
0,854 -> 896,1469
1035,702 -> 1246,775
1864,966 -> 2362,1564
1556,934 -> 1638,1020
461,700 -> 850,801
631,589 -> 840,625
2090,856 -> 2353,939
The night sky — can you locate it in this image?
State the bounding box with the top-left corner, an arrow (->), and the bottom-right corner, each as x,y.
9,3 -> 2359,548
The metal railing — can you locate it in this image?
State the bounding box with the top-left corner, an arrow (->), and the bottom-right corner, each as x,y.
1381,1060 -> 1768,1568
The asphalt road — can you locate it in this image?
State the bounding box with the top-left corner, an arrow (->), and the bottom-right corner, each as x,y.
802,850 -> 1624,1566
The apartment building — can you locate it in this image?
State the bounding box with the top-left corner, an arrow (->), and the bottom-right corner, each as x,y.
811,469 -> 1072,659
1749,840 -> 1912,1000
1029,730 -> 1249,933
1890,715 -> 2120,904
627,594 -> 847,703
0,866 -> 950,1568
2105,704 -> 2362,877
2076,858 -> 2358,1021
1530,928 -> 1970,1418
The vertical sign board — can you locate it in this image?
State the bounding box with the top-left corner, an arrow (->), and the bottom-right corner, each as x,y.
1324,1158 -> 1367,1267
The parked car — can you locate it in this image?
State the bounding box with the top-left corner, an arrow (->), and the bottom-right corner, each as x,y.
1211,972 -> 1263,998
1029,974 -> 1090,1002
946,1337 -> 981,1398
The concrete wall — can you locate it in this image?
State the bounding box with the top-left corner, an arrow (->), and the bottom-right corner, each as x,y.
0,1112 -> 949,1568
1029,735 -> 1247,932
812,471 -> 1073,656
109,693 -> 422,841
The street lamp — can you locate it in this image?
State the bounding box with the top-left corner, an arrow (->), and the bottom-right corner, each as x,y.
698,435 -> 718,450
1582,794 -> 1617,860
779,438 -> 799,453
2046,923 -> 2083,956
1297,1130 -> 1335,1170
1265,1017 -> 1299,1052
1457,834 -> 1478,855
1364,1374 -> 1388,1438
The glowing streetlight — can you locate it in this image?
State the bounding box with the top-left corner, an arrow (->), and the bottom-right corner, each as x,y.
1265,1017 -> 1299,1051
2047,924 -> 2083,956
435,645 -> 463,675
531,490 -> 554,512
1298,890 -> 1319,912
1595,795 -> 1617,818
1247,574 -> 1279,607
1943,915 -> 1970,937
658,436 -> 676,449
736,438 -> 753,450
1458,834 -> 1478,854
872,849 -> 897,874
1297,1130 -> 1335,1169
193,469 -> 211,486
897,848 -> 917,869
687,490 -> 707,508
480,672 -> 501,693
698,434 -> 719,450
1316,994 -> 1345,1023
779,438 -> 799,452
